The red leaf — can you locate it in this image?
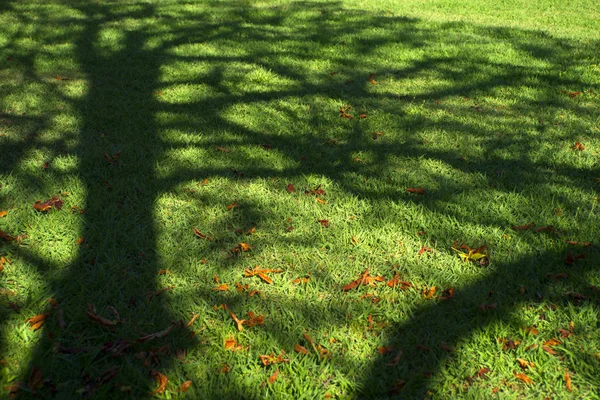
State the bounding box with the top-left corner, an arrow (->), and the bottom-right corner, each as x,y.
406,187 -> 425,195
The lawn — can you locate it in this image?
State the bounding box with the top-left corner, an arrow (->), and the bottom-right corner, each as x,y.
1,0 -> 599,398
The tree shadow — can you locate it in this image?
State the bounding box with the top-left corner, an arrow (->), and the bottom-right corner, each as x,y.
0,0 -> 599,398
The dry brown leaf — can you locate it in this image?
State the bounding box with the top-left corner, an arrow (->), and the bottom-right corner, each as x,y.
268,370 -> 279,384
184,313 -> 199,328
571,142 -> 585,151
224,337 -> 243,351
406,187 -> 425,195
33,196 -> 63,212
512,222 -> 535,231
245,311 -> 265,327
85,304 -> 120,327
369,74 -> 378,84
294,344 -> 308,354
244,266 -> 282,284
25,313 -> 50,331
440,287 -> 455,301
137,323 -> 176,343
292,276 -> 310,285
75,237 -> 85,246
522,326 -> 539,335
259,351 -> 289,366
216,146 -> 231,153
343,269 -> 385,291
514,373 -> 533,385
151,370 -> 168,394
417,245 -> 435,256
226,201 -> 239,210
544,338 -> 562,347
287,184 -> 296,193
213,284 -> 229,292
386,272 -> 413,290
193,229 -> 213,241
0,211 -> 7,218
317,219 -> 329,227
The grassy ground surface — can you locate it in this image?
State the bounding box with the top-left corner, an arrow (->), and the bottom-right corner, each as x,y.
1,0 -> 599,398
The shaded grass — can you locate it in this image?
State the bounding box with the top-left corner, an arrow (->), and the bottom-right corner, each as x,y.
0,0 -> 599,398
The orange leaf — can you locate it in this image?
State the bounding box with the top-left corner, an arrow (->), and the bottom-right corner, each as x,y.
368,74 -> 378,84
25,313 -> 50,331
157,269 -> 172,276
571,141 -> 585,151
268,370 -> 279,384
292,277 -> 310,285
440,287 -> 455,301
179,380 -> 192,393
0,211 -> 6,218
386,272 -> 413,290
422,286 -> 436,299
259,351 -> 289,366
235,283 -> 249,292
294,344 -> 308,354
245,311 -> 265,327
224,337 -> 243,351
378,346 -> 394,355
544,338 -> 562,347
216,146 -> 231,153
512,222 -> 534,231
75,237 -> 85,245
150,370 -> 168,394
33,195 -> 64,212
239,242 -> 251,251
315,198 -> 326,204
417,245 -> 435,256
193,229 -> 213,241
522,326 -> 539,335
517,358 -> 534,370
359,114 -> 367,119
406,187 -> 425,195
286,184 -> 296,193
226,201 -> 239,210
213,284 -> 229,291
564,371 -> 572,391
244,266 -> 282,283
514,373 -> 533,385
230,312 -> 246,332
476,367 -> 490,378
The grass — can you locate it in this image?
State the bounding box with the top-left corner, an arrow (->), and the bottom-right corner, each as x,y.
0,0 -> 599,398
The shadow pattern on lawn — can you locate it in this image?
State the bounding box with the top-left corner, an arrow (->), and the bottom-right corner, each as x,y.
0,0 -> 599,398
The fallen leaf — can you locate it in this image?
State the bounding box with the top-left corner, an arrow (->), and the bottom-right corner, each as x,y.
417,245 -> 435,256
315,198 -> 326,204
440,287 -> 455,301
522,326 -> 539,335
26,314 -> 50,331
179,381 -> 192,393
406,187 -> 425,195
213,284 -> 229,291
226,201 -> 239,210
564,253 -> 585,265
514,373 -> 533,384
564,371 -> 572,391
377,346 -> 394,355
33,196 -> 63,212
535,225 -> 557,233
387,349 -> 403,366
220,364 -> 231,374
517,358 -> 534,370
28,365 -> 43,393
561,90 -> 582,98
85,304 -> 120,327
184,314 -> 199,328
543,345 -> 558,355
317,219 -> 329,227
369,74 -> 378,85
571,142 -> 585,151
546,272 -> 568,281
386,272 -> 413,290
422,286 -> 436,299
157,269 -> 172,276
137,323 -> 176,343
235,283 -> 249,292
292,276 -> 310,285
245,311 -> 265,327
476,367 -> 490,378
343,269 -> 386,291
512,222 -> 535,231
543,338 -> 562,347
193,229 -> 213,241
267,371 -> 279,385
558,328 -> 572,338
146,285 -> 175,300
103,151 -> 121,164
479,303 -> 497,312
359,114 -> 367,119
244,266 -> 283,284
260,144 -> 272,150
259,351 -> 289,366
286,184 -> 296,193
224,337 -> 243,351
294,344 -> 308,354
150,370 -> 168,394
239,242 -> 251,251
0,211 -> 6,218
339,106 -> 354,119
566,240 -> 591,246
388,379 -> 406,395
230,312 -> 246,332
216,146 -> 231,153
76,237 -> 85,245
0,256 -> 11,273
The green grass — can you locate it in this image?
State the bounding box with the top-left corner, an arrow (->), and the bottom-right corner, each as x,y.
1,0 -> 599,398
